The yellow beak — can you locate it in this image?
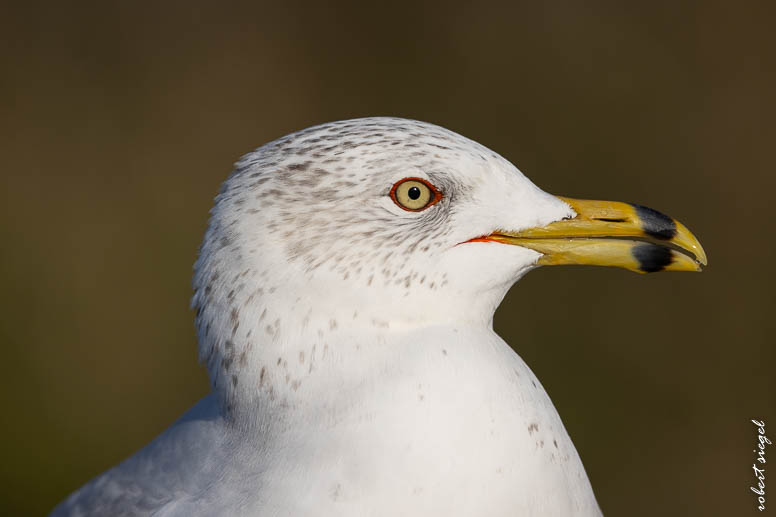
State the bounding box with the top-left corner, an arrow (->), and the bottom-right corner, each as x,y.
482,197 -> 707,273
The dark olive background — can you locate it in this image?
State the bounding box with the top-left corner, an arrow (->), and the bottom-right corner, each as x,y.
2,2 -> 774,515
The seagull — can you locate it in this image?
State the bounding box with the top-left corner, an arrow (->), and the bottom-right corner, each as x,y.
51,117 -> 706,516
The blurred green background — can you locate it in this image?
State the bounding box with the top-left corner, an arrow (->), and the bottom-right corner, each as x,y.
2,1 -> 774,515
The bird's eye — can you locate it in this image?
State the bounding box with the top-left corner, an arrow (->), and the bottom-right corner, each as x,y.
390,177 -> 442,211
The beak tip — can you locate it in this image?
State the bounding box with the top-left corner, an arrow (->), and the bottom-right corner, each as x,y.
696,248 -> 708,267
687,243 -> 708,268
671,219 -> 707,267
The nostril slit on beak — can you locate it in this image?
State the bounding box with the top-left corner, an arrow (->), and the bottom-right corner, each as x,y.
594,217 -> 627,223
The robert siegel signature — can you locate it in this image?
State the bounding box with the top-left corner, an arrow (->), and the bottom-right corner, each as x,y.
752,419 -> 772,512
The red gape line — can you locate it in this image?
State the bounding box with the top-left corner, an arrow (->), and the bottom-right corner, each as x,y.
456,235 -> 500,246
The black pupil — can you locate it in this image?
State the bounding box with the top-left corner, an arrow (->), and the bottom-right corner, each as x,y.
408,186 -> 421,200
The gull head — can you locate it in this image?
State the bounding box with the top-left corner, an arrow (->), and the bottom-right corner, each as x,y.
191,117 -> 706,414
